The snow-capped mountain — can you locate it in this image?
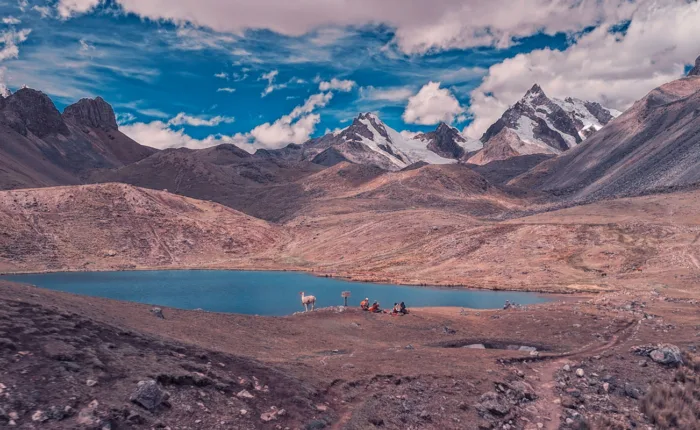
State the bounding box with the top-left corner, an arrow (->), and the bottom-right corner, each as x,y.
412,122 -> 482,160
468,84 -> 620,165
258,113 -> 478,171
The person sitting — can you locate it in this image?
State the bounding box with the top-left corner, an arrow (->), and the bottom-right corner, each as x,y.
390,303 -> 400,315
360,298 -> 369,310
368,301 -> 380,313
399,302 -> 408,315
503,300 -> 512,310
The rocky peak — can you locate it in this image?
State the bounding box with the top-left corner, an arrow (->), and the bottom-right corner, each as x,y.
0,87 -> 69,137
689,56 -> 700,76
345,112 -> 390,142
63,96 -> 118,130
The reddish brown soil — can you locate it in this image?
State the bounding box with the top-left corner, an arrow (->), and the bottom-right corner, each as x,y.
1,281 -> 698,429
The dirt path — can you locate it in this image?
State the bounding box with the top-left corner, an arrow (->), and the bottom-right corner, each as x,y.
527,319 -> 640,429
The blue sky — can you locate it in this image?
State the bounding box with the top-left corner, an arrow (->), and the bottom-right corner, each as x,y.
0,0 -> 698,151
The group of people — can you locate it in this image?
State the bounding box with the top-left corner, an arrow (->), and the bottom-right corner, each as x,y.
359,298 -> 408,315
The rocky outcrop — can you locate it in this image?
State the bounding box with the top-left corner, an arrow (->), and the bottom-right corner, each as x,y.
63,97 -> 118,130
688,56 -> 700,76
0,88 -> 69,137
418,122 -> 466,159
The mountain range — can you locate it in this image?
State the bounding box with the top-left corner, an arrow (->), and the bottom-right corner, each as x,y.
1,56 -> 699,217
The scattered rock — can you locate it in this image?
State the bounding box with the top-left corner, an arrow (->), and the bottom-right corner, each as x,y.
32,410 -> 48,422
563,364 -> 571,372
130,380 -> 168,411
649,344 -> 683,366
77,400 -> 100,427
42,341 -> 77,361
86,379 -> 98,387
623,383 -> 642,399
237,389 -> 254,399
475,392 -> 510,416
575,368 -> 585,378
150,307 -> 165,319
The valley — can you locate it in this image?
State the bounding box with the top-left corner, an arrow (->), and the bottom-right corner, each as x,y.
0,53 -> 699,430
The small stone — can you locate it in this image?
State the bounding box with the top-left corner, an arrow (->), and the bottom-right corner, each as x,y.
86,379 -> 98,387
563,365 -> 571,372
316,405 -> 328,412
566,418 -> 574,425
537,424 -> 544,429
603,382 -> 610,393
237,389 -> 254,399
576,368 -> 585,378
9,412 -> 19,420
150,307 -> 165,319
32,410 -> 48,422
240,409 -> 248,416
261,412 -> 277,422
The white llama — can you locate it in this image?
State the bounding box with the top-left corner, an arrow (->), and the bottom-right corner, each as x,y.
299,291 -> 316,312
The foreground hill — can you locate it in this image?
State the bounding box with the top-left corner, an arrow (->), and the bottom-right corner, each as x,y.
0,89 -> 156,190
0,183 -> 281,273
511,71 -> 700,200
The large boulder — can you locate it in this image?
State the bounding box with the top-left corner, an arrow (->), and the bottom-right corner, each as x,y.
130,380 -> 169,411
475,391 -> 510,416
649,344 -> 683,366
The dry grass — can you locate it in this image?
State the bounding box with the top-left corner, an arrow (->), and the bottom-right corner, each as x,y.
641,353 -> 700,430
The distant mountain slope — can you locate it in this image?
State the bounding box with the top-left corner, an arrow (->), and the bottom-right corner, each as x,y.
0,89 -> 156,190
259,113 -> 481,170
90,144 -> 325,221
510,72 -> 700,200
0,183 -> 280,272
468,84 -> 619,165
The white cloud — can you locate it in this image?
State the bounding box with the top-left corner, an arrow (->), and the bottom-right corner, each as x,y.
0,67 -> 10,97
399,130 -> 420,140
319,78 -> 355,92
31,6 -> 53,18
402,81 -> 464,125
115,112 -> 136,125
214,72 -> 228,79
464,1 -> 700,139
0,28 -> 31,62
122,90 -> 335,152
216,87 -> 236,93
57,0 -> 101,19
168,112 -> 235,127
120,120 -> 214,150
2,17 -> 21,25
360,86 -> 414,102
259,69 -> 286,97
55,0 -> 658,55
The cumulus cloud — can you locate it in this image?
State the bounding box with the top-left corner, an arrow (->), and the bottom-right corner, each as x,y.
120,120 -> 219,150
216,87 -> 236,93
464,1 -> 700,139
0,28 -> 31,62
319,78 -> 355,92
54,0 -> 655,54
214,72 -> 228,79
360,86 -> 414,102
168,112 -> 235,127
57,0 -> 100,18
402,81 -> 464,125
122,91 -> 335,152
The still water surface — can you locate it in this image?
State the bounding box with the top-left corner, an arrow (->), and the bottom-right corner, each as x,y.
3,270 -> 553,316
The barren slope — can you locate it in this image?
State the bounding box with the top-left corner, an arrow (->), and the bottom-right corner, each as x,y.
0,183 -> 282,273
511,76 -> 700,200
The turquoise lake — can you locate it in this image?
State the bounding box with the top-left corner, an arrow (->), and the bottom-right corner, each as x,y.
2,270 -> 553,316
